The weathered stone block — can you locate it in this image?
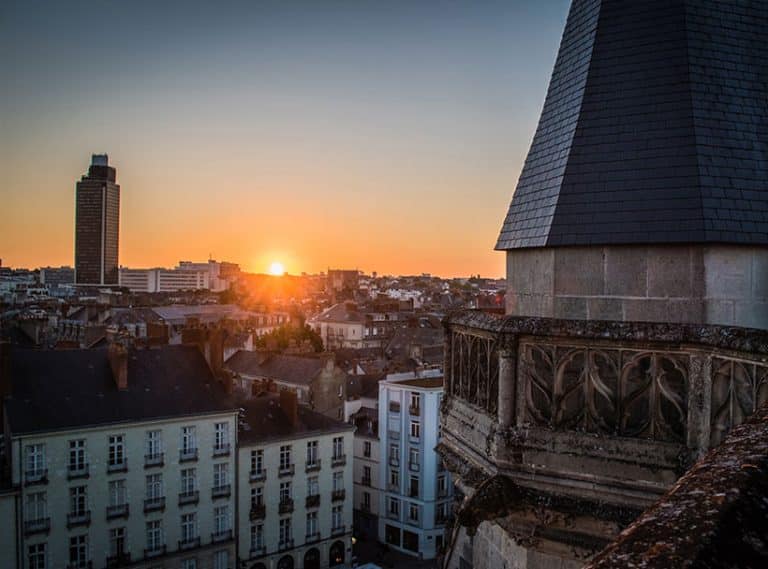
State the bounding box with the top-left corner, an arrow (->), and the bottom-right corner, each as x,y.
605,246 -> 648,297
554,296 -> 588,319
554,247 -> 604,296
704,246 -> 752,299
751,249 -> 768,301
587,298 -> 623,321
508,249 -> 555,295
647,246 -> 696,298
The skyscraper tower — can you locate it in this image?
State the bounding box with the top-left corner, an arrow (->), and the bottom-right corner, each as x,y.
74,154 -> 120,285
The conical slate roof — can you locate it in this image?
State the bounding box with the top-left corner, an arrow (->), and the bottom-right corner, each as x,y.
496,0 -> 768,250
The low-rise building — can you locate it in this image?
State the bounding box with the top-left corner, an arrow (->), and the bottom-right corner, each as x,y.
1,342 -> 238,569
237,391 -> 355,569
377,370 -> 453,559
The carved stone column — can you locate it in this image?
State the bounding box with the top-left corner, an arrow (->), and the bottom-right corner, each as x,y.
686,352 -> 712,459
498,344 -> 517,428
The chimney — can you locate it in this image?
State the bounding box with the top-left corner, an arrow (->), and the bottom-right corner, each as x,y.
280,389 -> 299,428
108,342 -> 129,390
208,327 -> 225,378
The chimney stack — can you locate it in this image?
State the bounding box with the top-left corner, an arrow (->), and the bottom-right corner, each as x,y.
108,342 -> 129,390
280,389 -> 299,428
208,327 -> 225,378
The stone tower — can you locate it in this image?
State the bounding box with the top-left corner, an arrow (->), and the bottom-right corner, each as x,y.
439,2 -> 768,569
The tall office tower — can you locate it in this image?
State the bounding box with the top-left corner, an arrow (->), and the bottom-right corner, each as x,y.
74,154 -> 120,285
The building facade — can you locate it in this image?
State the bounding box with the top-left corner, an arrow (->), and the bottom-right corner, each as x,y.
351,409 -> 380,539
237,392 -> 355,569
75,154 -> 120,286
377,370 -> 452,559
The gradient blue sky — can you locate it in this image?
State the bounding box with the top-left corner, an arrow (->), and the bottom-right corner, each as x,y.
0,0 -> 570,276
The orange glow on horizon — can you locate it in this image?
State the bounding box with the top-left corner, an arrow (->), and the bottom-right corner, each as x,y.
268,261 -> 286,276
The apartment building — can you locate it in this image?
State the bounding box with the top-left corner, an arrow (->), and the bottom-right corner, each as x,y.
1,343 -> 238,569
377,370 -> 453,559
351,407 -> 380,539
237,391 -> 355,569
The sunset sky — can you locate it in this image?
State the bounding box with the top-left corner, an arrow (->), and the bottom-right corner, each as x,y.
1,0 -> 569,277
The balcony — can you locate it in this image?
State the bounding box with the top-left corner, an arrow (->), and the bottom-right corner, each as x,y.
249,469 -> 266,482
144,497 -> 166,513
409,405 -> 421,417
105,553 -> 131,568
409,434 -> 420,444
388,430 -> 400,441
24,469 -> 48,486
106,503 -> 129,520
107,460 -> 128,474
331,489 -> 346,502
178,537 -> 200,551
387,482 -> 400,493
24,517 -> 51,536
331,454 -> 347,467
331,525 -> 346,536
249,504 -> 266,520
279,498 -> 294,514
389,401 -> 401,413
305,532 -> 321,543
278,464 -> 295,477
144,453 -> 164,468
409,461 -> 420,473
67,464 -> 89,480
212,484 -> 231,499
409,489 -> 420,499
144,545 -> 166,559
305,494 -> 320,509
361,477 -> 372,487
178,490 -> 199,506
249,545 -> 266,559
388,456 -> 399,467
65,562 -> 93,569
278,538 -> 294,552
179,448 -> 198,463
211,529 -> 233,543
213,443 -> 231,457
387,510 -> 400,521
67,510 -> 91,528
305,459 -> 321,473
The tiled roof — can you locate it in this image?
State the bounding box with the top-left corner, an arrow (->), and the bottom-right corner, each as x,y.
5,345 -> 235,435
225,350 -> 324,386
497,0 -> 768,250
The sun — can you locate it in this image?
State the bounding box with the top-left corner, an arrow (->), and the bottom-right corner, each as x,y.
268,261 -> 285,276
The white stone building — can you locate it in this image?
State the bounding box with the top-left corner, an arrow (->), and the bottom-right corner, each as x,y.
1,343 -> 238,569
351,407 -> 380,540
377,370 -> 453,559
236,391 -> 355,569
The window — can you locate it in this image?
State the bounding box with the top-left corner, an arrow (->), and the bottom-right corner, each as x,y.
214,422 -> 230,453
214,505 -> 230,534
306,511 -> 318,537
409,475 -> 419,498
250,523 -> 264,550
363,492 -> 371,510
437,502 -> 449,522
389,443 -> 399,461
410,392 -> 420,411
146,520 -> 164,550
438,475 -> 447,496
69,486 -> 87,516
279,481 -> 292,502
306,440 -> 318,465
109,527 -> 126,558
68,535 -> 88,568
332,437 -> 343,459
389,469 -> 399,488
363,441 -> 371,458
408,503 -> 419,522
409,447 -> 419,468
25,444 -> 46,479
108,435 -> 125,467
146,430 -> 162,458
68,440 -> 86,473
279,445 -> 292,470
362,465 -> 371,485
181,560 -> 197,569
250,449 -> 263,474
25,491 -> 47,521
332,505 -> 343,530
28,543 -> 47,569
146,474 -> 163,500
389,498 -> 400,516
181,468 -> 196,494
213,550 -> 229,569
307,476 -> 319,497
333,471 -> 343,492
213,463 -> 229,488
181,513 -> 197,542
181,426 -> 197,452
109,479 -> 127,507
250,486 -> 263,506
279,518 -> 292,544
410,421 -> 420,439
